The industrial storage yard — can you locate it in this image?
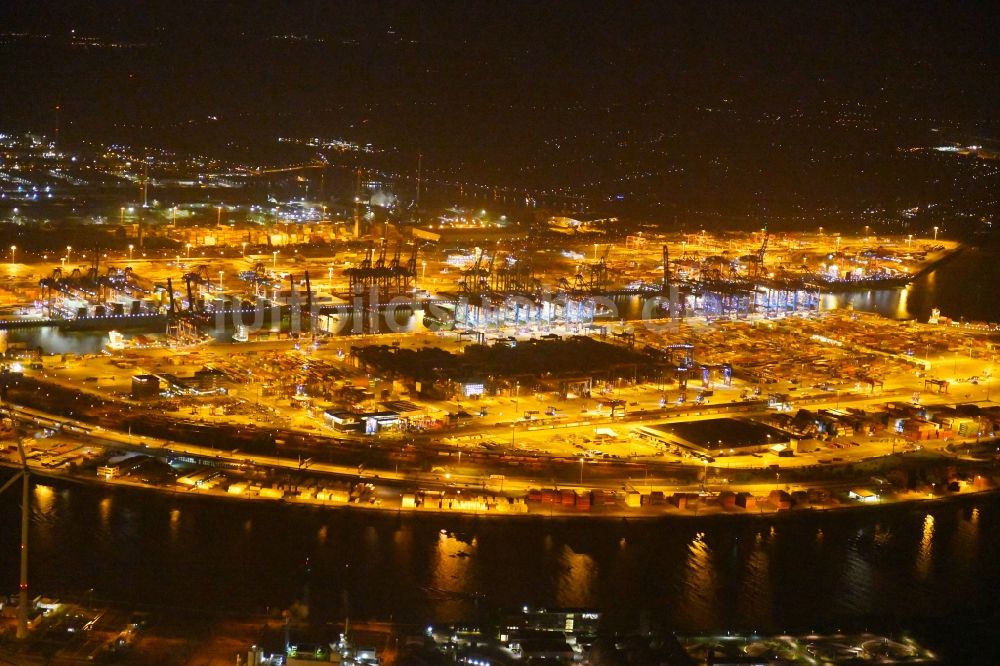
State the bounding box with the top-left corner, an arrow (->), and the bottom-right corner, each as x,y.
4,289 -> 999,519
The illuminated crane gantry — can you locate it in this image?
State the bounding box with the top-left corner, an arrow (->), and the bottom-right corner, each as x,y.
344,240 -> 417,296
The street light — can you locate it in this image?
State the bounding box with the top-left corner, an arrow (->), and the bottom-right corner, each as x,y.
128,244 -> 134,261
933,226 -> 939,241
186,243 -> 192,258
9,245 -> 15,264
241,242 -> 247,258
272,250 -> 279,269
218,270 -> 224,292
172,206 -> 178,224
120,207 -> 125,225
579,458 -> 585,485
217,205 -> 223,228
66,246 -> 72,262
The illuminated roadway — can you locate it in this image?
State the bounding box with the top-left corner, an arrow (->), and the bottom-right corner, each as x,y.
0,382 -> 969,501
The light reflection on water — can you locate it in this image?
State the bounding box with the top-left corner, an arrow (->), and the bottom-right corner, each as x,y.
680,531 -> 717,631
33,483 -> 55,514
430,531 -> 479,619
98,497 -> 112,530
896,285 -> 910,319
30,484 -> 57,554
915,514 -> 935,580
5,481 -> 1000,636
556,545 -> 598,608
820,288 -> 911,319
169,508 -> 181,539
821,247 -> 1000,322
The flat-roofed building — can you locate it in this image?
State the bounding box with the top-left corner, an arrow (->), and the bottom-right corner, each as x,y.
637,417 -> 791,457
131,374 -> 160,399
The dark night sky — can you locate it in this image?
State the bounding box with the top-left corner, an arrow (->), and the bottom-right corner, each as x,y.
1,1 -> 995,132
0,0 -> 997,225
0,0 -> 1000,224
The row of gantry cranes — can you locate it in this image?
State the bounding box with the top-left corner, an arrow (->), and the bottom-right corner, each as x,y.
447,225 -> 821,329
450,229 -> 775,302
34,254 -> 277,329
37,255 -> 153,318
676,226 -> 824,317
31,240 -> 419,328
36,255 -> 236,320
30,227 -> 820,331
343,239 -> 419,295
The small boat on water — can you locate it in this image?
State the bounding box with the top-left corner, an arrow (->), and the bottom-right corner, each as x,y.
107,330 -> 126,351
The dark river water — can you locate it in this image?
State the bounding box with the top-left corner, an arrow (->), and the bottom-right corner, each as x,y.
1,481 -> 999,660
820,245 -> 1000,323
